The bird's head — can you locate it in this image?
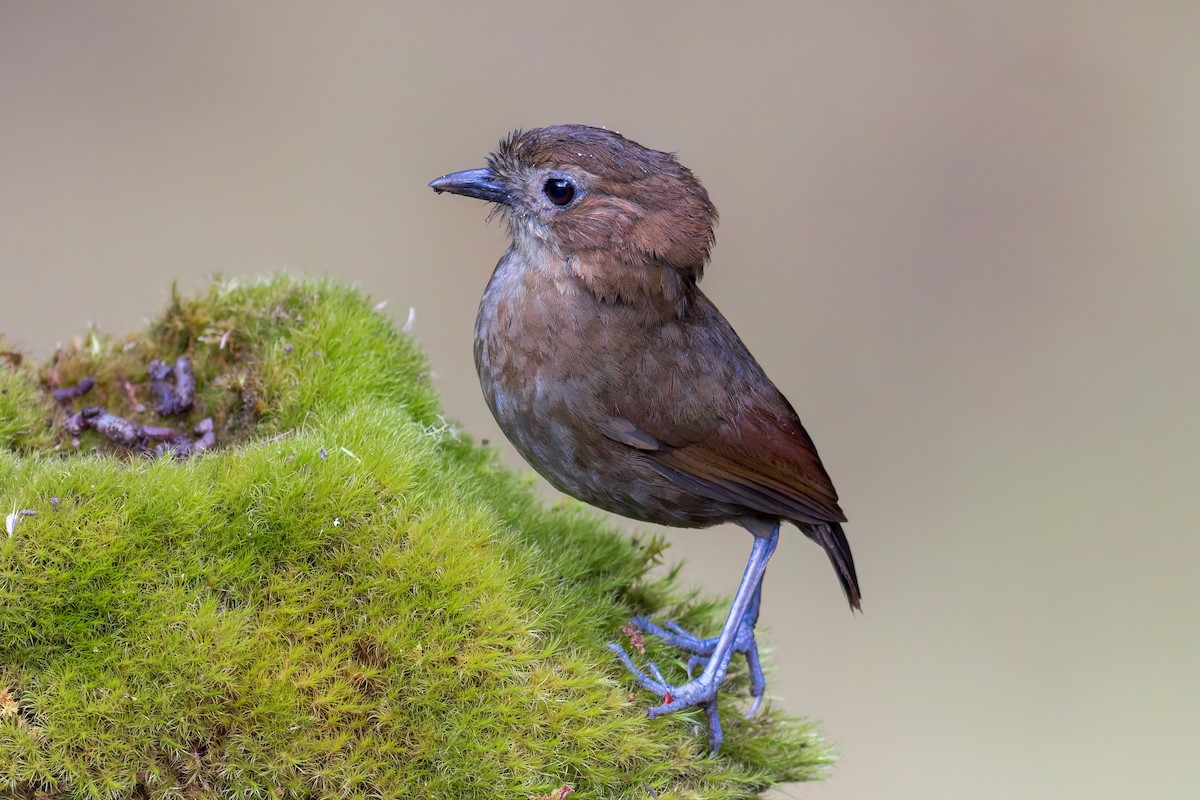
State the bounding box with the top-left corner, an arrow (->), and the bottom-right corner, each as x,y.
430,125 -> 718,310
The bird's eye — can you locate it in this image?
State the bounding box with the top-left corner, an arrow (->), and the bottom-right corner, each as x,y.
543,177 -> 576,206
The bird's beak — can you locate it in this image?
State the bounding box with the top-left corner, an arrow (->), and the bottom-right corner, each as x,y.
428,168 -> 510,205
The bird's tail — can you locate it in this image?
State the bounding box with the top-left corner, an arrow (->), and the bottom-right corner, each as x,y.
808,521 -> 861,611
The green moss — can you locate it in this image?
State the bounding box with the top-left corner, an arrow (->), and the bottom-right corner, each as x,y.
0,276 -> 831,799
0,345 -> 56,452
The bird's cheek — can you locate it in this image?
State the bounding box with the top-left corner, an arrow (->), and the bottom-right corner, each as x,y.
511,216 -> 561,257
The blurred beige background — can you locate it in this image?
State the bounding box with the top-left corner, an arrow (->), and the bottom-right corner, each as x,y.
2,3 -> 1197,798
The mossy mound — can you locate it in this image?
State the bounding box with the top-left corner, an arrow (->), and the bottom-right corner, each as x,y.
0,276 -> 830,799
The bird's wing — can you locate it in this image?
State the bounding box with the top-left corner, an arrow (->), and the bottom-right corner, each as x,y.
603,395 -> 846,526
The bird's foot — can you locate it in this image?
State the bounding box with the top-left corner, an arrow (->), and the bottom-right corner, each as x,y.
608,612 -> 767,753
630,613 -> 767,716
608,640 -> 728,753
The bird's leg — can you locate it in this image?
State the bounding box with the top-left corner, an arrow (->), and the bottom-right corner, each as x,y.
609,522 -> 780,753
630,578 -> 769,716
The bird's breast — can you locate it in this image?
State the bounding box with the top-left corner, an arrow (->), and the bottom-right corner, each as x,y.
471,250 -> 743,528
473,251 -> 604,455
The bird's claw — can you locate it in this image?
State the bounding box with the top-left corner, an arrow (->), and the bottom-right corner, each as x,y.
620,613 -> 767,711
663,619 -> 693,638
607,641 -> 726,753
745,692 -> 764,719
610,607 -> 769,752
630,615 -> 710,652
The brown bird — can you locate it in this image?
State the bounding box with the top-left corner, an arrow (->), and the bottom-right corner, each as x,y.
429,125 -> 858,753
